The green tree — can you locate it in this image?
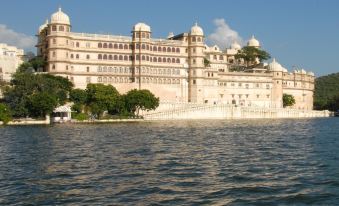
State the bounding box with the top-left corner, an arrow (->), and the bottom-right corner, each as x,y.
235,46 -> 271,67
70,89 -> 87,104
28,92 -> 58,117
125,89 -> 159,116
326,95 -> 339,111
70,89 -> 88,114
18,56 -> 46,73
85,84 -> 120,118
4,71 -> 73,118
283,93 -> 296,108
0,103 -> 12,124
314,72 -> 339,110
204,58 -> 211,67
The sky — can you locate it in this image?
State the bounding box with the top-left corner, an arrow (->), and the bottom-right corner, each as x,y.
0,0 -> 338,76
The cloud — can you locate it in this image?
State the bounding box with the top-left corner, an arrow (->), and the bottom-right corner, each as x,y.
0,24 -> 35,51
207,18 -> 243,49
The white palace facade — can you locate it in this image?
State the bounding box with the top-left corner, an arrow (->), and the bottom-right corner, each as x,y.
37,8 -> 315,110
0,43 -> 24,82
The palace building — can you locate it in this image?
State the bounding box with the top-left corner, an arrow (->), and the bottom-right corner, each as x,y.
36,8 -> 315,110
0,43 -> 24,82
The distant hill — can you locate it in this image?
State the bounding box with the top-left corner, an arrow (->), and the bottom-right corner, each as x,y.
314,72 -> 339,110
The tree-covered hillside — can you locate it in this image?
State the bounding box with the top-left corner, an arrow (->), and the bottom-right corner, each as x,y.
314,72 -> 339,111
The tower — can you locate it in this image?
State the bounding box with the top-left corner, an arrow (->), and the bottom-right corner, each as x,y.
188,23 -> 205,103
131,23 -> 151,89
268,58 -> 284,108
48,7 -> 71,73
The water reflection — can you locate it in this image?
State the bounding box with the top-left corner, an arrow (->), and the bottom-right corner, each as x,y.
0,118 -> 338,205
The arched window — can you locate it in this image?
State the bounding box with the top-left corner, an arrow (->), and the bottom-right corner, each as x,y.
70,54 -> 74,59
136,44 -> 140,49
192,37 -> 196,42
129,45 -> 133,49
114,44 -> 118,49
109,55 -> 113,60
142,44 -> 146,50
163,47 -> 166,52
129,55 -> 133,61
153,46 -> 157,51
153,57 -> 157,62
147,33 -> 150,39
76,42 -> 79,47
158,57 -> 162,62
176,48 -> 180,53
119,44 -> 123,49
124,44 -> 128,50
52,25 -> 57,31
59,26 -> 64,31
142,33 -> 145,38
114,55 -> 118,60
158,47 -> 162,52
146,56 -> 149,61
142,55 -> 145,60
98,54 -> 102,59
124,55 -> 128,61
167,47 -> 171,52
198,37 -> 202,42
163,57 -> 166,62
103,43 -> 107,48
172,58 -> 175,63
109,43 -> 113,48
86,54 -> 90,59
146,45 -> 149,50
172,47 -> 175,52
76,54 -> 79,59
119,55 -> 123,60
167,58 -> 171,63
98,43 -> 102,48
176,58 -> 180,63
103,54 -> 107,60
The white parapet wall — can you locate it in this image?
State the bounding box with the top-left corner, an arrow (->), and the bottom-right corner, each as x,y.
143,102 -> 331,120
3,115 -> 51,126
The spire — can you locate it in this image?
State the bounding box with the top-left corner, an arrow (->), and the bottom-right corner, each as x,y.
58,6 -> 62,12
45,19 -> 49,24
272,58 -> 276,63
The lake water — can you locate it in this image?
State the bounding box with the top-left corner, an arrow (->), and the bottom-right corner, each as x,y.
0,118 -> 339,205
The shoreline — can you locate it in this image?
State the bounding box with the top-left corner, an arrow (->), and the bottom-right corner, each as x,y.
1,116 -> 335,126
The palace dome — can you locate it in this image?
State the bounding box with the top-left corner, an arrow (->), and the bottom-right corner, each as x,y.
268,58 -> 285,72
307,71 -> 315,76
133,22 -> 151,32
51,7 -> 70,25
38,19 -> 49,33
231,42 -> 241,50
247,35 -> 260,47
190,23 -> 204,36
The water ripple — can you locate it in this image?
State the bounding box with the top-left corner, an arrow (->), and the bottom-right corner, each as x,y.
0,118 -> 339,205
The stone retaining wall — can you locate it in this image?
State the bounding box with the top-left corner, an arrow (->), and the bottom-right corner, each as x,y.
143,103 -> 330,120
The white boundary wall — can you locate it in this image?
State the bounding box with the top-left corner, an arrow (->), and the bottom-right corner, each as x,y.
143,102 -> 330,120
